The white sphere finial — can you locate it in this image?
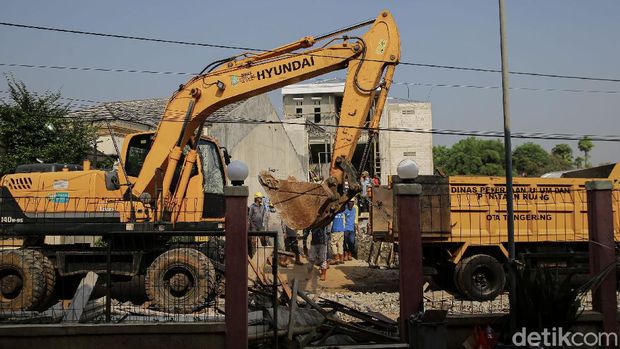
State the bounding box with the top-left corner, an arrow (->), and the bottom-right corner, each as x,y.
228,160 -> 248,185
397,159 -> 419,180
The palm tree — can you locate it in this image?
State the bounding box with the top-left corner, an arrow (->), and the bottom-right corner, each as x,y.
577,136 -> 593,168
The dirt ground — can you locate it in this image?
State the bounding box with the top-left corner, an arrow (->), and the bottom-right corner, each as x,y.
278,256 -> 399,294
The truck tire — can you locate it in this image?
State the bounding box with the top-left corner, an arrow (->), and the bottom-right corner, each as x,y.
455,254 -> 505,301
30,250 -> 56,310
0,249 -> 46,311
145,248 -> 216,313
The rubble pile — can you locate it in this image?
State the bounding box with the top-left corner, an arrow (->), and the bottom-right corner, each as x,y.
355,229 -> 395,267
319,291 -> 400,321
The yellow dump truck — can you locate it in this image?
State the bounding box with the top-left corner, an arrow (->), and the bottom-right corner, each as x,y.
370,163 -> 620,301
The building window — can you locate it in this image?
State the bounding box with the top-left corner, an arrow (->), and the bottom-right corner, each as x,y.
314,107 -> 321,123
295,101 -> 303,106
402,109 -> 415,115
296,107 -> 303,116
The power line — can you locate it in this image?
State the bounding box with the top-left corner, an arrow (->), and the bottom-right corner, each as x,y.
0,63 -> 193,76
0,21 -> 258,50
4,62 -> 620,96
63,109 -> 620,142
4,89 -> 614,141
393,82 -> 620,95
3,86 -> 613,141
0,89 -> 102,105
2,21 -> 620,83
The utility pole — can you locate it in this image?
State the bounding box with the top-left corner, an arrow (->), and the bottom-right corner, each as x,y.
498,0 -> 517,334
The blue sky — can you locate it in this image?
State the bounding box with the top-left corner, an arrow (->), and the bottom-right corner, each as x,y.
1,1 -> 618,165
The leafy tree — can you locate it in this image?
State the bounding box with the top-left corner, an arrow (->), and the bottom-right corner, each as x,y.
0,78 -> 95,174
434,138 -> 586,177
577,136 -> 594,168
551,144 -> 573,164
436,137 -> 505,176
432,145 -> 450,172
547,143 -> 574,172
573,156 -> 584,169
512,142 -> 551,177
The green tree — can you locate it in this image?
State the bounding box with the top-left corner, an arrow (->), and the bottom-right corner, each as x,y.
551,144 -> 573,164
0,78 -> 95,174
577,136 -> 594,168
548,143 -> 574,172
438,137 -> 505,176
432,145 -> 450,172
512,142 -> 551,177
573,156 -> 584,169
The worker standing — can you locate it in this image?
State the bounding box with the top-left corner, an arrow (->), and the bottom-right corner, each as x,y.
329,211 -> 345,264
372,174 -> 380,187
359,171 -> 372,212
248,192 -> 266,256
282,221 -> 303,267
343,198 -> 359,261
304,226 -> 329,281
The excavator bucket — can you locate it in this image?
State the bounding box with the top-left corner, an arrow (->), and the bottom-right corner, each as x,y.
258,171 -> 338,230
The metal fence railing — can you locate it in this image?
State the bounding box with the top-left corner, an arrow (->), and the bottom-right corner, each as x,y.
368,185 -> 620,316
0,219 -> 280,344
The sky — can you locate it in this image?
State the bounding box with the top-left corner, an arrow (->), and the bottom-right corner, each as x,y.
1,1 -> 618,165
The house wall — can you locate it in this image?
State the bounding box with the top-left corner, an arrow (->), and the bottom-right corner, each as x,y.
379,102 -> 433,184
206,95 -> 308,204
282,83 -> 433,184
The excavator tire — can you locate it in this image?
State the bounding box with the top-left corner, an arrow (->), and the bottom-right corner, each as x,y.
145,248 -> 216,313
455,254 -> 505,301
30,250 -> 57,310
0,249 -> 46,311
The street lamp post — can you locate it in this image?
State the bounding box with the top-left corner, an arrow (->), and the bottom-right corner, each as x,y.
498,0 -> 517,334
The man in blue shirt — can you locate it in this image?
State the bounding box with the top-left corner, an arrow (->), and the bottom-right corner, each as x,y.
329,212 -> 345,264
343,198 -> 359,261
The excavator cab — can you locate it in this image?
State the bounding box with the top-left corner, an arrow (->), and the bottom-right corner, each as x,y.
121,131 -> 227,222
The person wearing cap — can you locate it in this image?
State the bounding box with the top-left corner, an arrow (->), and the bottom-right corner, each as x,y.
248,192 -> 266,256
343,198 -> 359,261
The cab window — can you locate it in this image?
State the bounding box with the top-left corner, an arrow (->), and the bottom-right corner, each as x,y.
197,140 -> 224,195
125,134 -> 153,177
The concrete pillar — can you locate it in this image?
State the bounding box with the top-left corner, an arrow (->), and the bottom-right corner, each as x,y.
394,182 -> 424,341
585,180 -> 618,340
224,185 -> 249,349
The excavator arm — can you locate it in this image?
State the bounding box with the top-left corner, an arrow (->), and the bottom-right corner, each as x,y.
128,10 -> 400,228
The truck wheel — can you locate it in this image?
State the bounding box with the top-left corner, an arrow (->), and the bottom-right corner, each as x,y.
0,249 -> 45,311
30,250 -> 56,310
455,254 -> 505,301
145,248 -> 216,313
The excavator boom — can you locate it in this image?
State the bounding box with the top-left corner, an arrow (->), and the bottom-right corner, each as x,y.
128,10 -> 399,229
260,12 -> 400,229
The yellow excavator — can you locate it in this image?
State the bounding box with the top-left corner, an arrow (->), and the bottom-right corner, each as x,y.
0,10 -> 400,311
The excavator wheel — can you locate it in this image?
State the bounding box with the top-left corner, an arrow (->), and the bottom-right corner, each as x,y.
145,248 -> 216,313
0,249 -> 46,311
30,250 -> 57,310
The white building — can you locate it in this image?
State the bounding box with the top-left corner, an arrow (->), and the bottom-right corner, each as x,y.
281,81 -> 433,183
